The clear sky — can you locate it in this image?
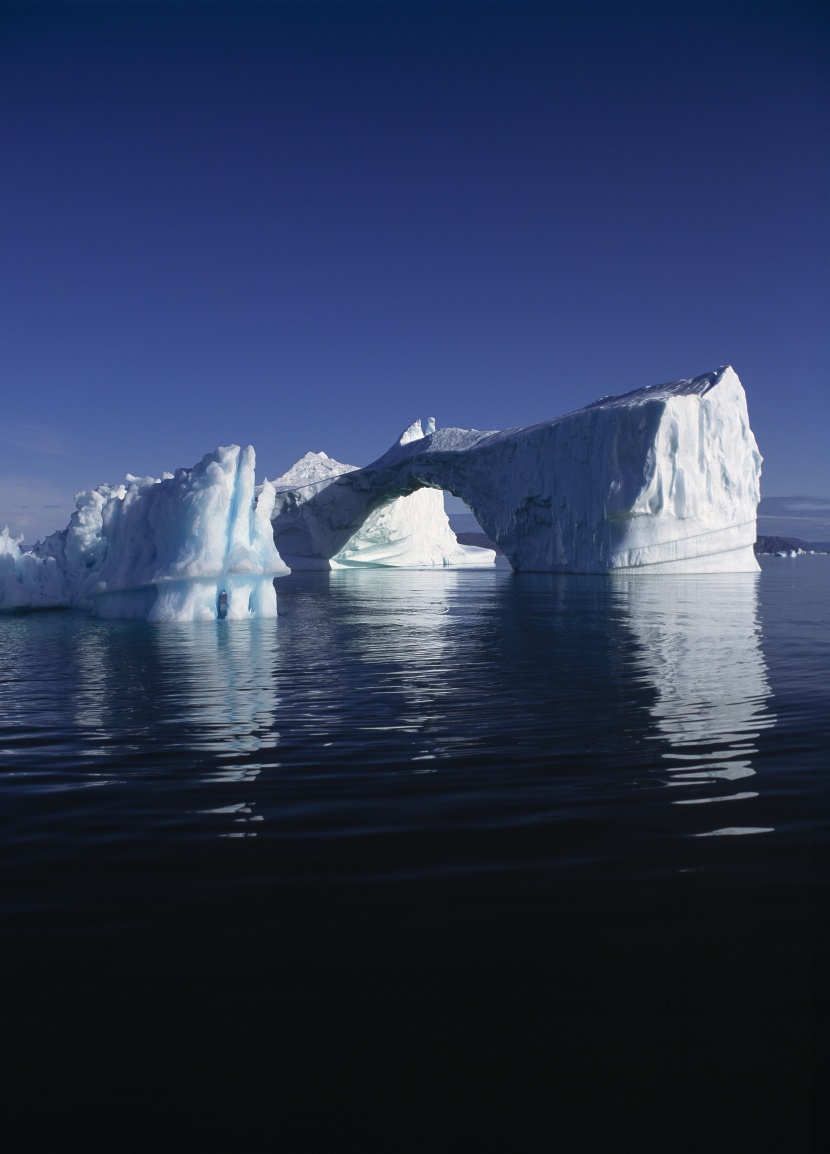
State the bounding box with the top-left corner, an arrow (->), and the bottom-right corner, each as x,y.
2,0 -> 828,543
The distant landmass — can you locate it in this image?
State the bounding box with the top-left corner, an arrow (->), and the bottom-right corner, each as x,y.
754,536 -> 829,556
449,511 -> 829,559
455,530 -> 504,554
449,513 -> 504,555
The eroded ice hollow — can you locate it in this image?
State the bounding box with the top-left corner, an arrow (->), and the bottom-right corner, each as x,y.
272,367 -> 762,574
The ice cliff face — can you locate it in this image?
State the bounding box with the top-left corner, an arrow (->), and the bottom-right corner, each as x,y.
272,446 -> 495,569
272,367 -> 762,573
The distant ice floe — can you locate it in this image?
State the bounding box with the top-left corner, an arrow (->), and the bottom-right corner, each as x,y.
693,827 -> 774,837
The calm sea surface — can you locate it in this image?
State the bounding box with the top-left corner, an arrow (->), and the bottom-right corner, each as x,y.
1,557 -> 828,1144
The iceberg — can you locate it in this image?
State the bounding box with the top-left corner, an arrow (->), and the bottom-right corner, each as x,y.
271,367 -> 762,573
1,366 -> 763,618
2,446 -> 288,620
85,445 -> 288,620
0,526 -> 65,611
33,482 -> 129,609
1,481 -> 122,612
272,439 -> 495,570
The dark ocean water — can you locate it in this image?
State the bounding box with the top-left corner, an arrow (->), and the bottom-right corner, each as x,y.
1,557 -> 828,1146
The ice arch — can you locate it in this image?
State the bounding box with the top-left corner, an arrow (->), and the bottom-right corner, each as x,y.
270,440 -> 494,569
272,367 -> 762,574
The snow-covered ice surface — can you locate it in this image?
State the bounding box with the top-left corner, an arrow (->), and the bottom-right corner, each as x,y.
272,367 -> 762,573
272,443 -> 495,570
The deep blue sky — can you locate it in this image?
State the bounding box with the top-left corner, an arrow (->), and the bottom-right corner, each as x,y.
2,0 -> 828,542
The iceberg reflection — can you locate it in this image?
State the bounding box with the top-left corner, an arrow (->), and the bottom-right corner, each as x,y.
613,572 -> 775,834
149,619 -> 280,760
149,620 -> 281,835
68,617 -> 280,833
327,568 -> 470,765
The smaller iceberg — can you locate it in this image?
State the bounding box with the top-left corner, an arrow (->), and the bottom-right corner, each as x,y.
85,445 -> 289,621
33,482 -> 129,609
2,445 -> 288,621
0,526 -> 65,611
1,483 -> 122,612
272,423 -> 495,570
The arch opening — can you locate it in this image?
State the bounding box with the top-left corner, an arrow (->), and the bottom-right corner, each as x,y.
443,492 -> 502,558
327,487 -> 497,570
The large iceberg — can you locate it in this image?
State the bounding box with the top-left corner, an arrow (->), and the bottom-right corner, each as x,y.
271,434 -> 495,570
271,367 -> 762,573
1,445 -> 288,620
